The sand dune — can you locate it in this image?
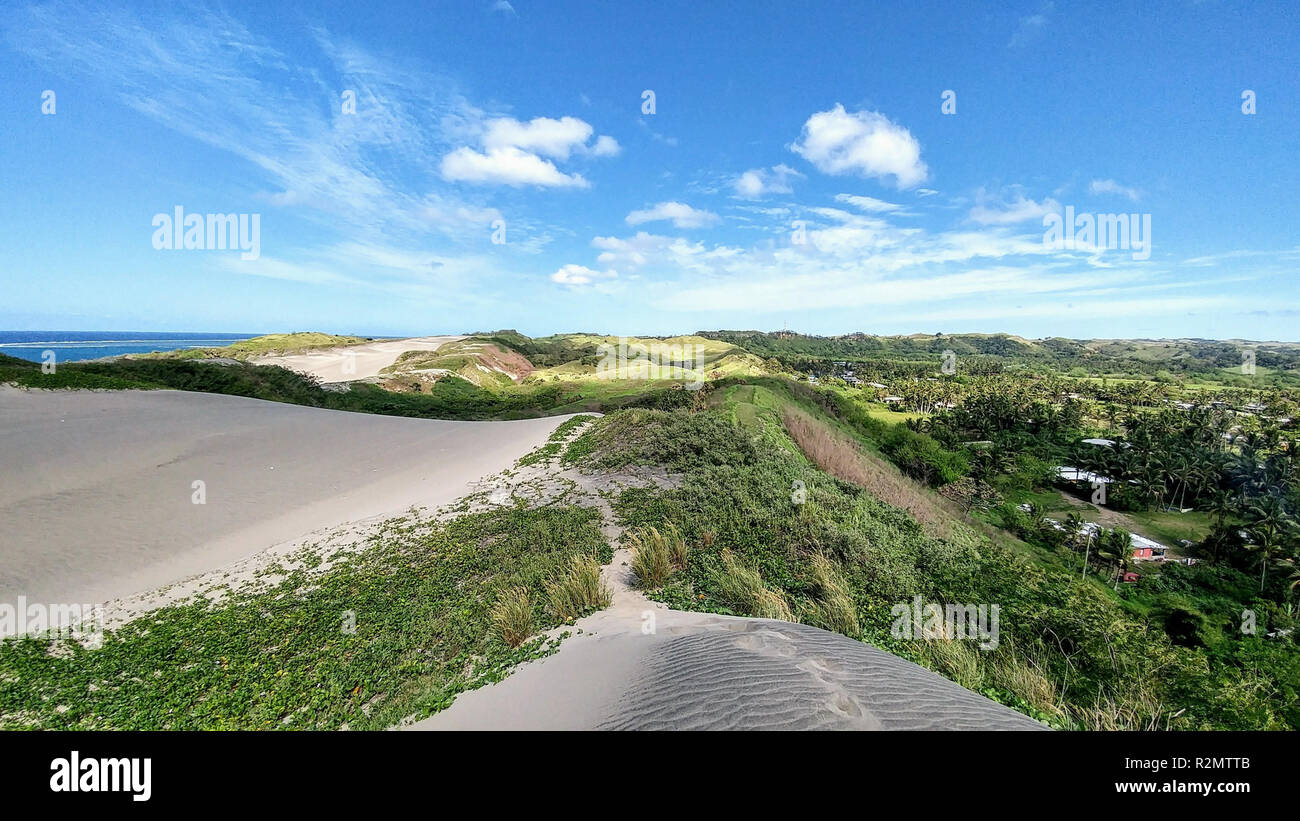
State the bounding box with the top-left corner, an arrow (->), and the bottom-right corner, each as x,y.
413,608 -> 1044,730
411,514 -> 1044,731
0,387 -> 571,606
252,335 -> 463,382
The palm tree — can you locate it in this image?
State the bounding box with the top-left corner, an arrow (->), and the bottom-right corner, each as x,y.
1103,530 -> 1134,587
1245,522 -> 1292,593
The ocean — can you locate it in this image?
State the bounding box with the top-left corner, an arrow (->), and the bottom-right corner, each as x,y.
0,332 -> 262,363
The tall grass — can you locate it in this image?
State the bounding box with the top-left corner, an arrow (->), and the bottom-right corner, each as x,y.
545,554 -> 612,621
716,550 -> 793,621
805,554 -> 859,637
491,587 -> 535,648
628,526 -> 676,588
783,407 -> 956,538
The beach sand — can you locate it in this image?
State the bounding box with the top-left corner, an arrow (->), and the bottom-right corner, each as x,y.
252,335 -> 463,382
0,386 -> 571,606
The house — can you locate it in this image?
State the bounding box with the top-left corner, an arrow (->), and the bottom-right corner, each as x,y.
1121,571 -> 1140,584
883,396 -> 904,404
1056,466 -> 1112,484
1130,533 -> 1168,562
867,382 -> 887,389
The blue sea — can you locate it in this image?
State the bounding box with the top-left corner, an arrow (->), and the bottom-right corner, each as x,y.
0,332 -> 262,363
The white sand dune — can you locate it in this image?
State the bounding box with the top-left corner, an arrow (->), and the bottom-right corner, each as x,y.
252,335 -> 464,382
412,519 -> 1045,731
413,608 -> 1045,731
0,387 -> 571,606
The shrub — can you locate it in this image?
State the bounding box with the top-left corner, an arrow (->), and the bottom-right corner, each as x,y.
545,554 -> 612,621
628,526 -> 677,588
491,587 -> 535,648
806,554 -> 859,637
716,550 -> 793,621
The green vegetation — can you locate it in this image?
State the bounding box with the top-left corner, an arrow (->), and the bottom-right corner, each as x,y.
627,524 -> 688,589
517,414 -> 596,467
0,504 -> 610,730
544,554 -> 612,622
569,389 -> 1298,730
143,332 -> 373,359
7,327 -> 1299,730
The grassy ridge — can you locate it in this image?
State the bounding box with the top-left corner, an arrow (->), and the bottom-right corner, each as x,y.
566,395 -> 1299,730
141,332 -> 374,360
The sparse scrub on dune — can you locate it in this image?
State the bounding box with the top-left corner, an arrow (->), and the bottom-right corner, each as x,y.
492,587 -> 536,648
545,554 -> 612,622
628,526 -> 675,588
805,554 -> 859,638
716,550 -> 794,621
0,504 -> 609,730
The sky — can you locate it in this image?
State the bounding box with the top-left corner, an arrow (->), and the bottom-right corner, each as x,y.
1,0 -> 1297,340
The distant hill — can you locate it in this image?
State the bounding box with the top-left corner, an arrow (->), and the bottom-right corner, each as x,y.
698,330 -> 1300,380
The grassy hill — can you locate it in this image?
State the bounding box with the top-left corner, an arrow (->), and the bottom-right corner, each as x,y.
141,332 -> 375,360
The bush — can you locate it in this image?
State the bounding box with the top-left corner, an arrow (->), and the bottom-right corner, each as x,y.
628,526 -> 675,588
716,550 -> 793,621
880,425 -> 970,486
490,587 -> 535,648
544,555 -> 612,621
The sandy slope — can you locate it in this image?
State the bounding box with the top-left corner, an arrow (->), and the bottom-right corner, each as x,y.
414,611 -> 1045,730
412,457 -> 1045,731
252,335 -> 463,382
0,386 -> 571,606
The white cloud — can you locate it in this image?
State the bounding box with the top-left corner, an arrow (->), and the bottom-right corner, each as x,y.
790,104 -> 928,188
591,134 -> 621,156
483,116 -> 592,160
968,188 -> 1060,225
441,146 -> 589,187
835,193 -> 904,213
551,264 -> 617,286
490,1 -> 516,15
625,201 -> 720,229
444,114 -> 618,187
1089,178 -> 1142,201
733,164 -> 803,198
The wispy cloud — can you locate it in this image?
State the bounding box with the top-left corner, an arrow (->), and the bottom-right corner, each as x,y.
1089,178 -> 1143,201
968,187 -> 1060,225
733,164 -> 804,198
626,201 -> 720,229
1009,1 -> 1053,48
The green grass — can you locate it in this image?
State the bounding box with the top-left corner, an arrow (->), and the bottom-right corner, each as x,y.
569,403 -> 1299,730
517,414 -> 596,467
144,332 -> 373,360
0,504 -> 610,730
1123,509 -> 1215,547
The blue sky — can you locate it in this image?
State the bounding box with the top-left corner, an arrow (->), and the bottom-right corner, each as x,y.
1,0 -> 1297,340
